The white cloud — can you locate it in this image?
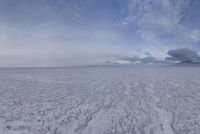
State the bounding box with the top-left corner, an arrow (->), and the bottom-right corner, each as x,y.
122,0 -> 197,50
190,29 -> 200,42
0,0 -> 199,66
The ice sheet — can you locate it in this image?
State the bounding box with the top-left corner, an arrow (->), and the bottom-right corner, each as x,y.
0,66 -> 200,134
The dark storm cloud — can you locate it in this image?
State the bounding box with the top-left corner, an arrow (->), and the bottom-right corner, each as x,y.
166,48 -> 200,63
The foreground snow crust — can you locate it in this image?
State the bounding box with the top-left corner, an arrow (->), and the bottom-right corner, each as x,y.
0,66 -> 200,134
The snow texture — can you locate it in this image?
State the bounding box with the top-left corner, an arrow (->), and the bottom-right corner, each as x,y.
0,66 -> 200,134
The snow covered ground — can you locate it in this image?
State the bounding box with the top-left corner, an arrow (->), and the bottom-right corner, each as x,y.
0,66 -> 200,134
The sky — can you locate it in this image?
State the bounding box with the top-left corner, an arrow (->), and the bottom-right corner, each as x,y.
0,0 -> 200,66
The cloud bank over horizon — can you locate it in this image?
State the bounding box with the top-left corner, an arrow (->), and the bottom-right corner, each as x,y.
0,0 -> 200,66
106,48 -> 200,65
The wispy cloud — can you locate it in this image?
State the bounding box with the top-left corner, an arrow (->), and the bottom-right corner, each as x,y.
0,0 -> 200,66
0,0 -> 126,67
121,0 -> 200,50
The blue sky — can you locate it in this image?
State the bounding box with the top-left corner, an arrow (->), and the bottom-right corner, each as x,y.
0,0 -> 200,66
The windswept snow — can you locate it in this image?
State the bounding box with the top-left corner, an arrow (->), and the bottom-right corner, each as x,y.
0,66 -> 200,134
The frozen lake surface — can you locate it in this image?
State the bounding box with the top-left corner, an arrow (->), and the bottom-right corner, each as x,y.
0,66 -> 200,134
